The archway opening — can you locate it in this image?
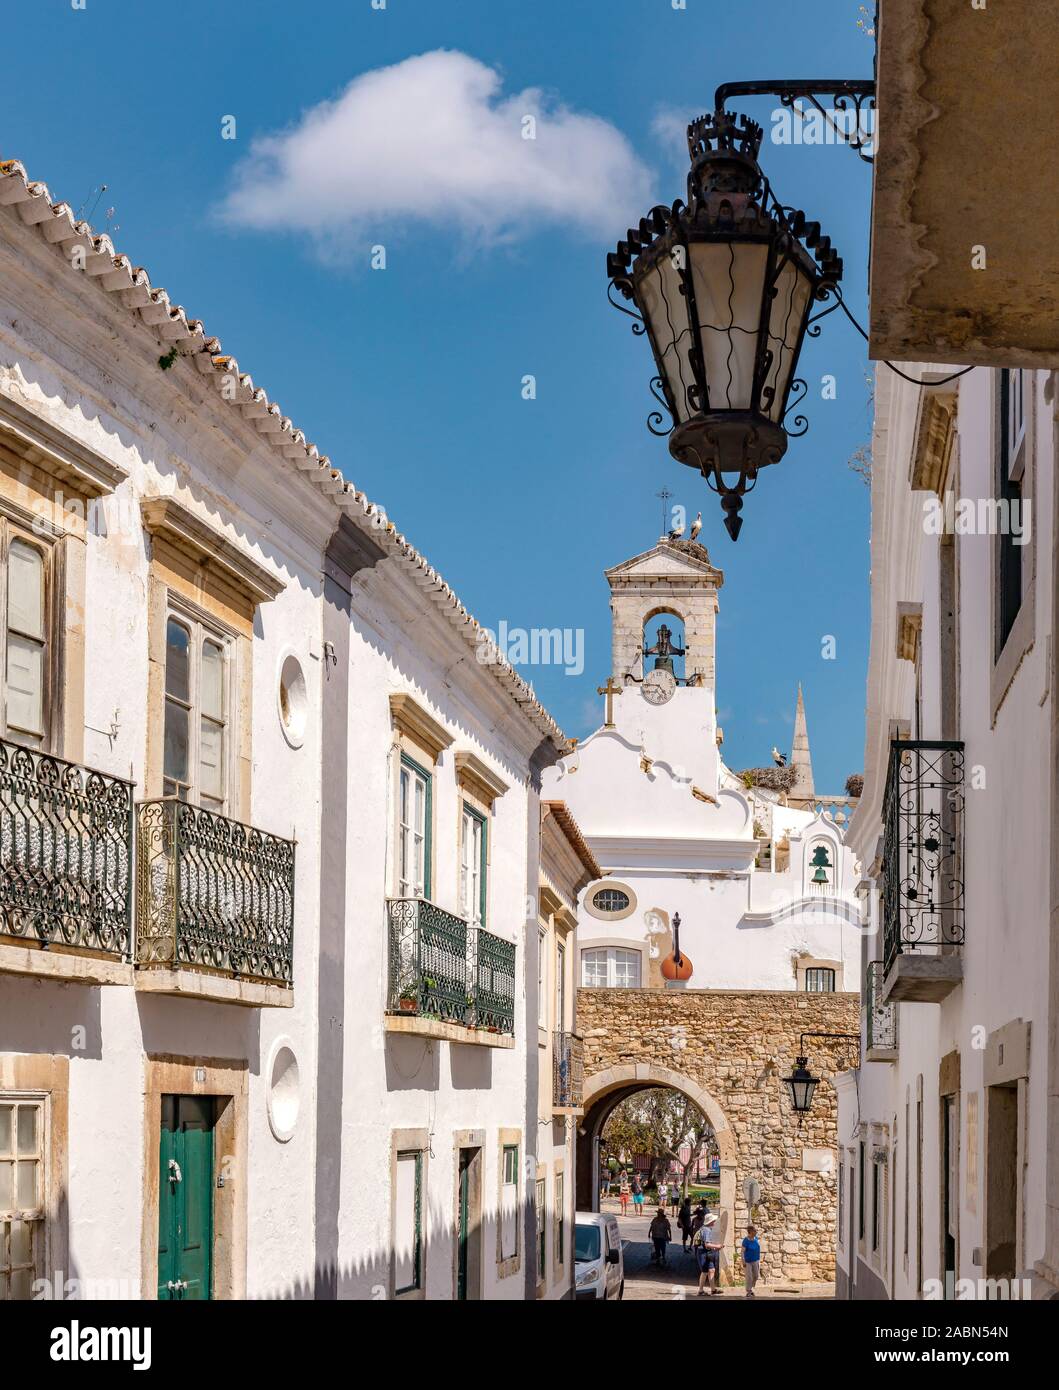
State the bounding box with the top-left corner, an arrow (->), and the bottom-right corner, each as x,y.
599,1088 -> 717,1206
577,1065 -> 739,1290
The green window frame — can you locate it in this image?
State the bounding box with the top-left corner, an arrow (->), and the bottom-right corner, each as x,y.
460,801 -> 487,927
555,1172 -> 564,1267
395,1149 -> 423,1294
535,1177 -> 546,1282
398,754 -> 432,900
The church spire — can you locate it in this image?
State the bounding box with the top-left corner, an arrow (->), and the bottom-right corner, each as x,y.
789,683 -> 815,808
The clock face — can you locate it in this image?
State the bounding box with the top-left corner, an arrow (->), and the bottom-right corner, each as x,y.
642,668 -> 676,705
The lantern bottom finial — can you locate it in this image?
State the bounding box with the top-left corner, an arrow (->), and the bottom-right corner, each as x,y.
669,414 -> 787,541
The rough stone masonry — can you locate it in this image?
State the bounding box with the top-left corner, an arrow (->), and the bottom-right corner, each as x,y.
577,986 -> 860,1284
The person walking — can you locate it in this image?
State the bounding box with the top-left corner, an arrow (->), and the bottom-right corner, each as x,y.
677,1196 -> 693,1250
632,1175 -> 645,1216
693,1213 -> 722,1296
670,1185 -> 681,1217
649,1207 -> 672,1268
741,1224 -> 762,1296
657,1179 -> 668,1211
619,1175 -> 630,1216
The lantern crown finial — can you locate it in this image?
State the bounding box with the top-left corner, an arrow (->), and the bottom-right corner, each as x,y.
686,110 -> 764,164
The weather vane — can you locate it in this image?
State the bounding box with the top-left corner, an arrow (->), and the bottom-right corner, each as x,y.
655,486 -> 673,536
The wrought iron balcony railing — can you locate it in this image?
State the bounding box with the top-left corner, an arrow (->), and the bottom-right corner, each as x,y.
553,1031 -> 584,1109
0,737 -> 134,959
136,799 -> 295,984
882,740 -> 965,976
386,900 -> 517,1035
865,960 -> 898,1055
387,898 -> 470,1024
471,927 -> 516,1034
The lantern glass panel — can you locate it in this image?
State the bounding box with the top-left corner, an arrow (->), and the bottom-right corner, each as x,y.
638,254 -> 695,423
688,240 -> 768,411
762,259 -> 813,421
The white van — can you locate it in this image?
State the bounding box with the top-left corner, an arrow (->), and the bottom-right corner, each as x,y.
574,1210 -> 624,1300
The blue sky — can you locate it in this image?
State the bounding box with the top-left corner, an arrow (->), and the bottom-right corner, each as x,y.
8,0 -> 874,791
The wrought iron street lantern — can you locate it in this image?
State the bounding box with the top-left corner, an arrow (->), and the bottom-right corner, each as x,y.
782,1031 -> 860,1118
782,1057 -> 819,1116
607,109 -> 843,540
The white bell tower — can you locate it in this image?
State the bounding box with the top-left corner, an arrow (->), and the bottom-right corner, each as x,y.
601,537 -> 724,794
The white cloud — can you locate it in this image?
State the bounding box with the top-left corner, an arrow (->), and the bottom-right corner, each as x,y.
220,50 -> 653,251
650,106 -> 695,174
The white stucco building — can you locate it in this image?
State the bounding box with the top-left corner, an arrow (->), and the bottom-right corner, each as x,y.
0,153 -> 587,1302
541,539 -> 863,998
834,360 -> 1059,1301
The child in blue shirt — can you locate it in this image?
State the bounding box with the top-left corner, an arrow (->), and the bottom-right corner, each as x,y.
741,1225 -> 761,1296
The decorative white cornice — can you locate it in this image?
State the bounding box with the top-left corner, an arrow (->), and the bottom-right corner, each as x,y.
454,750 -> 509,807
0,391 -> 127,497
140,494 -> 284,604
389,693 -> 454,763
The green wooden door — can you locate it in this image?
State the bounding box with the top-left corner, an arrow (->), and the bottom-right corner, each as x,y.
158,1096 -> 214,1300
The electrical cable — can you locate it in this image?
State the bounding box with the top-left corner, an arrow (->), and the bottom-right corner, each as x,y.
834,291 -> 976,387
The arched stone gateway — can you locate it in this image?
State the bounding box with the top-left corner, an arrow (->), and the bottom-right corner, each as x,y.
576,987 -> 860,1284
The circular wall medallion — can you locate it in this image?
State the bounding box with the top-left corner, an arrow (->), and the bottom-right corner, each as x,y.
642,668 -> 676,705
277,653 -> 307,749
583,880 -> 637,922
266,1038 -> 301,1143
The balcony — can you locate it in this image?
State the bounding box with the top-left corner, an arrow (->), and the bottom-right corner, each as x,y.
553,1031 -> 584,1113
865,962 -> 898,1062
882,740 -> 965,1003
470,927 -> 516,1035
0,738 -> 134,985
135,799 -> 295,1007
386,898 -> 516,1047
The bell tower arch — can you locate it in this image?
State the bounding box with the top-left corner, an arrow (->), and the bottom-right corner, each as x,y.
606,538 -> 724,688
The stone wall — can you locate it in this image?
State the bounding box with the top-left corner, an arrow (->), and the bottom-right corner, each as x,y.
578,986 -> 860,1283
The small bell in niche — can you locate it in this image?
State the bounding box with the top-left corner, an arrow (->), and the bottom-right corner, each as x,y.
810,844 -> 832,885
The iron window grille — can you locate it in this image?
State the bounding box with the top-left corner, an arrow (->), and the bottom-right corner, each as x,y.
553,1031 -> 585,1109
882,740 -> 965,976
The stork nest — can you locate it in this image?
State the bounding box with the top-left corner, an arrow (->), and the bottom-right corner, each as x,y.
845,773 -> 864,799
738,765 -> 798,793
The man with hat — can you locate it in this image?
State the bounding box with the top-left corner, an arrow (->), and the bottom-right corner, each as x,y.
692,1211 -> 723,1296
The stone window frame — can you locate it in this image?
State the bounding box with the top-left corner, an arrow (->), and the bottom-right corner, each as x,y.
0,1052 -> 68,1301
534,1167 -> 547,1289
0,431 -> 105,766
0,401 -> 129,764
143,498 -> 281,822
990,367 -> 1037,723
552,1162 -> 566,1286
161,597 -> 237,815
578,939 -> 645,989
496,1128 -> 522,1279
0,512 -> 60,755
390,1126 -> 430,1301
389,693 -> 453,905
583,881 -> 638,923
794,954 -> 843,992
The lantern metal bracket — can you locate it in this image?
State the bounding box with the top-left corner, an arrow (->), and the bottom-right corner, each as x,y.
798,1030 -> 861,1068
713,80 -> 876,164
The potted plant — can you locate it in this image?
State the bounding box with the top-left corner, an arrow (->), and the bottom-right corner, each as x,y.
397,987 -> 418,1013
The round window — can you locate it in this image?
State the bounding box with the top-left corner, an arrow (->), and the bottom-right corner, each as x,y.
266,1040 -> 300,1143
592,888 -> 631,914
277,653 -> 307,748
